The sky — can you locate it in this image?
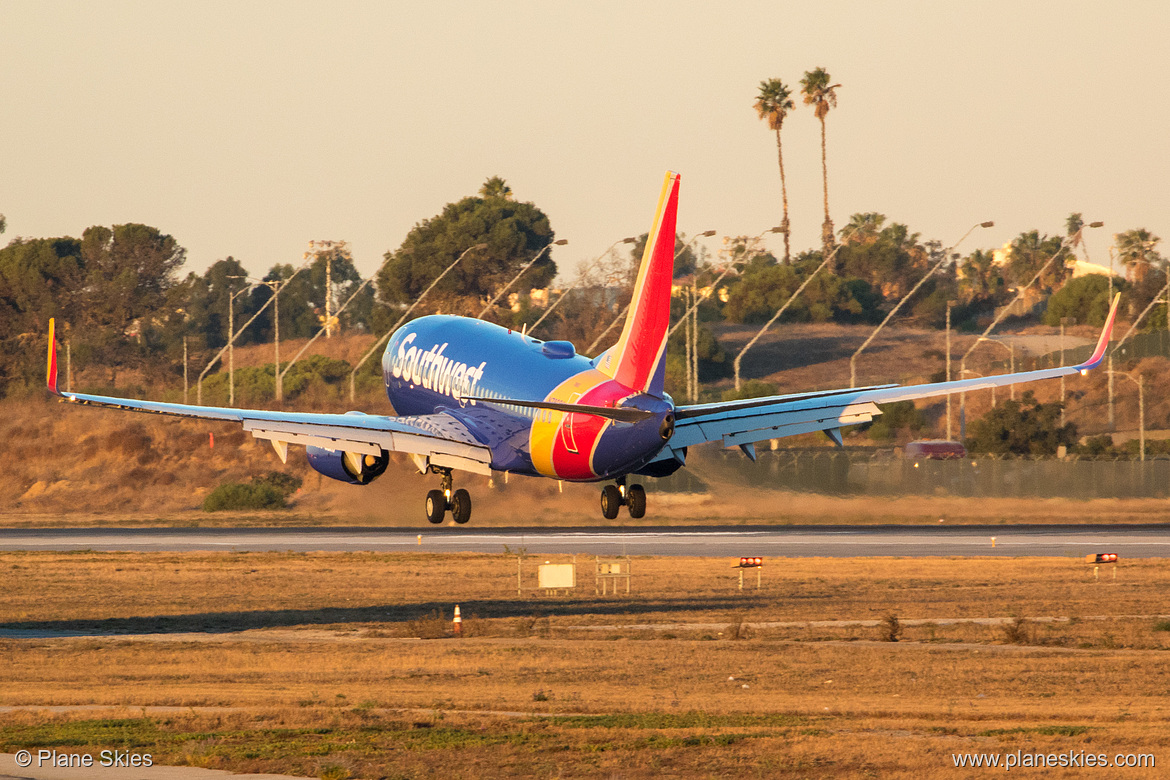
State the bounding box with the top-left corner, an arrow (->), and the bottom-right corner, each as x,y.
2,1 -> 1168,282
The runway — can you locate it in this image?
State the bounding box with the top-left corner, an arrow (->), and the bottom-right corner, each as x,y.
1,524 -> 1168,557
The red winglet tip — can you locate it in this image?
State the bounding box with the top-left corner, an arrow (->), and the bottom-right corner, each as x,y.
46,318 -> 59,394
1079,293 -> 1120,370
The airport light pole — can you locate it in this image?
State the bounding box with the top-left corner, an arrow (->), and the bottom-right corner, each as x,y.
976,337 -> 1015,405
195,263 -> 310,406
945,300 -> 957,440
224,277 -> 254,407
530,237 -> 637,336
585,230 -> 717,355
959,221 -> 1102,428
477,239 -> 568,320
850,221 -> 992,388
1059,316 -> 1074,426
1106,370 -> 1144,460
348,243 -> 488,402
733,227 -> 854,391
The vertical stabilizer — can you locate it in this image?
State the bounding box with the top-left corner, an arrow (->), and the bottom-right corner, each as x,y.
597,171 -> 679,397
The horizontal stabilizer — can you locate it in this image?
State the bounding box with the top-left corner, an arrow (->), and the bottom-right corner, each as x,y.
462,396 -> 654,423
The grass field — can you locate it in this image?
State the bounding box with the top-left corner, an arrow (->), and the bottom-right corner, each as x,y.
1,551 -> 1168,777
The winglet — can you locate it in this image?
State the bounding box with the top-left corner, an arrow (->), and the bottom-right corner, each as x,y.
1075,292 -> 1121,371
47,318 -> 60,395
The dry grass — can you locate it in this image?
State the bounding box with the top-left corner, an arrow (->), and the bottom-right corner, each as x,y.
1,552 -> 1169,777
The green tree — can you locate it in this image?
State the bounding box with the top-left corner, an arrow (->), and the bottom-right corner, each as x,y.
75,224 -> 185,378
837,215 -> 930,302
0,237 -> 84,393
1042,273 -> 1115,327
965,391 -> 1077,456
724,252 -> 879,325
377,178 -> 556,317
627,232 -> 702,278
1003,231 -> 1068,294
754,78 -> 795,264
1116,228 -> 1163,285
801,67 -> 841,258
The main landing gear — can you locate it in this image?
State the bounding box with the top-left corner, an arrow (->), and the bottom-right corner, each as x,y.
600,476 -> 646,520
425,468 -> 472,525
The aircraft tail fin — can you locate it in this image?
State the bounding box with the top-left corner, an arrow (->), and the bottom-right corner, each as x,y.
596,171 -> 679,397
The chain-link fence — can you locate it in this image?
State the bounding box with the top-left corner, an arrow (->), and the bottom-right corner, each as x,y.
651,448 -> 1170,499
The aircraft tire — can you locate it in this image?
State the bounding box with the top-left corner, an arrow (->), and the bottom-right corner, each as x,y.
451,488 -> 472,524
425,489 -> 447,524
601,485 -> 622,519
627,484 -> 646,519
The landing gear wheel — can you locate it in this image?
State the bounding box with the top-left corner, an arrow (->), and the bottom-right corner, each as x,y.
627,484 -> 646,519
601,485 -> 622,520
425,489 -> 447,524
451,488 -> 472,524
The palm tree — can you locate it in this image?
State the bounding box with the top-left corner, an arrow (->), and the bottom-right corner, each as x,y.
754,78 -> 795,264
800,67 -> 841,260
1116,228 -> 1164,285
479,176 -> 513,200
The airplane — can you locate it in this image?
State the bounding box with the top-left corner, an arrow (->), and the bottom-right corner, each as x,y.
46,172 -> 1120,524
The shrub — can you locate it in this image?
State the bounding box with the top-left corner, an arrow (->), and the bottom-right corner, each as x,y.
880,614 -> 902,642
202,482 -> 286,512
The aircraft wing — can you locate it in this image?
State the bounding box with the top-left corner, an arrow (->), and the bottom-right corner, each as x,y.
45,322 -> 493,476
670,294 -> 1120,452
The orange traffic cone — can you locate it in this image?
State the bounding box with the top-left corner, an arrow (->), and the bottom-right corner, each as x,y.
453,605 -> 462,637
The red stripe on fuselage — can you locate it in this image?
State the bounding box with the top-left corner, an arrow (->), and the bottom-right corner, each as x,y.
549,378 -> 632,480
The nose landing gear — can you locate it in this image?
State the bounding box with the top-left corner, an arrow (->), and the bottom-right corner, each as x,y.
424,468 -> 472,525
600,477 -> 646,520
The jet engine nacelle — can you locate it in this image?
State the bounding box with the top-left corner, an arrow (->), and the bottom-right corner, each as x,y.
306,446 -> 389,485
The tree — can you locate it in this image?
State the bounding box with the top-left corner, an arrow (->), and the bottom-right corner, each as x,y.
1116,228 -> 1163,285
479,176 -> 513,200
627,232 -> 702,278
76,224 -> 185,376
0,237 -> 84,393
377,178 -> 556,317
801,67 -> 841,259
754,78 -> 795,263
1042,273 -> 1115,327
0,214 -> 6,234
723,252 -> 880,325
1003,230 -> 1068,295
836,215 -> 930,301
965,391 -> 1077,456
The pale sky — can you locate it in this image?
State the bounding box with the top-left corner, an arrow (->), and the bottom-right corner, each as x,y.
2,1 -> 1167,282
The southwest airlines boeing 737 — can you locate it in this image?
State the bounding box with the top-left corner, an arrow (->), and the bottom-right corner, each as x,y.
46,172 -> 1119,524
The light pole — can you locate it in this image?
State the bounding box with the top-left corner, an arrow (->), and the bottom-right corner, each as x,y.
195,262 -> 311,406
733,228 -> 854,391
976,337 -> 1015,405
945,299 -> 957,440
225,277 -> 253,407
348,243 -> 488,401
1106,370 -> 1144,460
585,230 -> 716,355
959,221 -> 1102,428
850,221 -> 992,388
530,237 -> 637,335
477,239 -> 568,319
1059,316 -> 1075,426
